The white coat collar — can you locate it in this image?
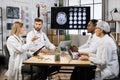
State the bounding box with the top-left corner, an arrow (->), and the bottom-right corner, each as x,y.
100,34 -> 109,42
13,34 -> 23,44
33,28 -> 42,34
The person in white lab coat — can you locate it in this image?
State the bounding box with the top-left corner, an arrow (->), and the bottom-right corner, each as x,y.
26,18 -> 56,53
78,19 -> 101,53
72,21 -> 119,80
6,21 -> 39,80
70,19 -> 101,54
26,18 -> 60,80
70,19 -> 101,80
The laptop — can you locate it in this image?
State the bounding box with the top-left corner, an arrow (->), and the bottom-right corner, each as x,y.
68,49 -> 79,60
58,40 -> 71,51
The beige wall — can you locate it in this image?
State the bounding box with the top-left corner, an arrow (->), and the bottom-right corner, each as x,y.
70,35 -> 89,47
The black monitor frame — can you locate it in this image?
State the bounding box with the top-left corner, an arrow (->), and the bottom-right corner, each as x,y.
51,7 -> 90,29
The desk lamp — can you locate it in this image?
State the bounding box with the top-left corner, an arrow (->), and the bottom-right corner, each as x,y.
110,8 -> 118,21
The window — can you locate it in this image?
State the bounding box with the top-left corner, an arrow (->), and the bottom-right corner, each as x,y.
68,0 -> 102,35
69,0 -> 80,6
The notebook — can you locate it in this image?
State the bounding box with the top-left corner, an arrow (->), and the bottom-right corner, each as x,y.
68,49 -> 79,60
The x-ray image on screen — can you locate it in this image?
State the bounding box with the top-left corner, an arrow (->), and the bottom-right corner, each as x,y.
56,12 -> 67,25
51,7 -> 90,29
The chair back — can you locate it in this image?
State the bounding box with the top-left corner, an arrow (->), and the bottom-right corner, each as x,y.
3,44 -> 10,69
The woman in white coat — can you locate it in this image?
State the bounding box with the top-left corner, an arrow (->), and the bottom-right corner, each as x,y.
6,21 -> 39,80
79,21 -> 119,80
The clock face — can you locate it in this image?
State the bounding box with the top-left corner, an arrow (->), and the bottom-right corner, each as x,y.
56,12 -> 67,25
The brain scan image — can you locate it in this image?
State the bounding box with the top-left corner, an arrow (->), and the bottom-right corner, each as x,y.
83,26 -> 86,28
74,17 -> 77,20
69,12 -> 73,16
74,21 -> 77,24
83,12 -> 86,16
56,12 -> 67,25
79,8 -> 82,11
78,17 -> 81,20
83,8 -> 86,11
74,12 -> 77,16
78,21 -> 81,24
69,21 -> 73,24
51,7 -> 90,29
78,26 -> 81,28
69,25 -> 73,28
78,12 -> 82,16
83,21 -> 86,24
69,8 -> 74,11
74,25 -> 77,28
83,17 -> 86,20
74,8 -> 77,11
69,16 -> 73,20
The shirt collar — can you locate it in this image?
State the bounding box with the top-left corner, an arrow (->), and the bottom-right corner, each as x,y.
33,28 -> 42,34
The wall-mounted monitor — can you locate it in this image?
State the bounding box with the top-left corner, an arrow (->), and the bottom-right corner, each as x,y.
51,7 -> 90,29
6,6 -> 19,19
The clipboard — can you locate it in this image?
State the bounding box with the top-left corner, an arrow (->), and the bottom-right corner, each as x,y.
33,46 -> 45,56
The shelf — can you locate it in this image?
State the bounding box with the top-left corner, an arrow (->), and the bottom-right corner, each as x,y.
106,20 -> 120,42
106,20 -> 120,23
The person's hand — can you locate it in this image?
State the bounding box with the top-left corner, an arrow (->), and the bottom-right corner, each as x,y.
70,45 -> 78,52
55,47 -> 59,51
79,55 -> 89,60
31,36 -> 39,42
78,52 -> 88,56
40,48 -> 51,54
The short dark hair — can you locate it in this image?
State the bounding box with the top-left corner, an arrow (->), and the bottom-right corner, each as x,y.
90,19 -> 98,26
34,18 -> 43,23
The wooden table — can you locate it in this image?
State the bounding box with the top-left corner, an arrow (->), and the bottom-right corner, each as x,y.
23,54 -> 96,80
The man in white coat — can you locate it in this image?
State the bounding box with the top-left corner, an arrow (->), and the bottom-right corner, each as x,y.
71,19 -> 101,54
26,18 -> 56,53
26,18 -> 60,80
78,19 -> 101,53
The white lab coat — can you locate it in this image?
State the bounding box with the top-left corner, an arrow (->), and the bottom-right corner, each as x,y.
26,29 -> 55,52
89,35 -> 119,79
6,35 -> 37,80
78,33 -> 101,53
